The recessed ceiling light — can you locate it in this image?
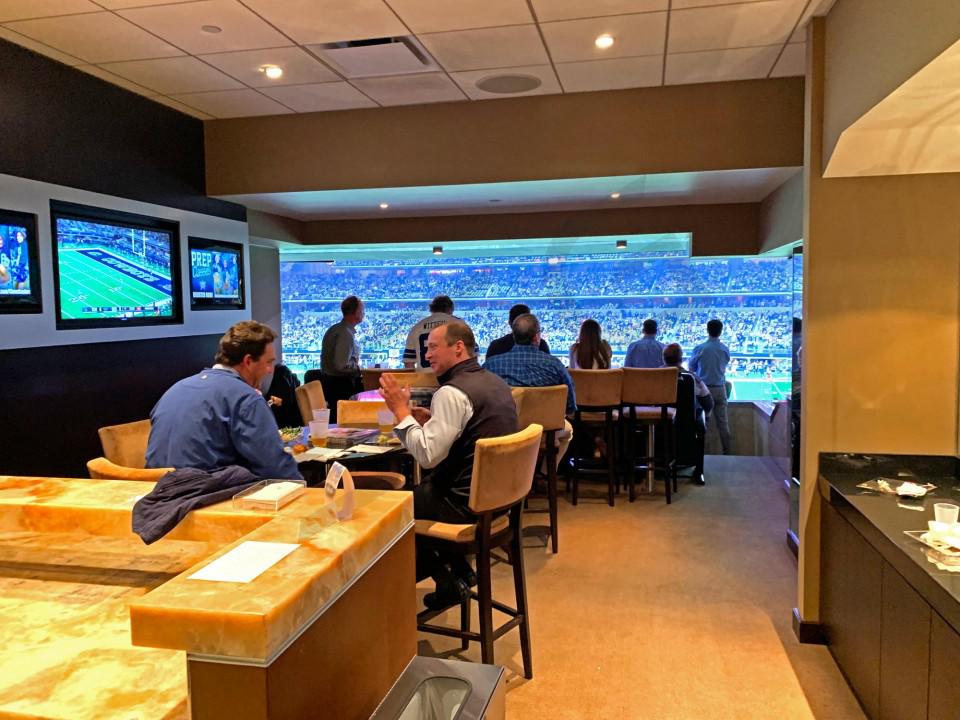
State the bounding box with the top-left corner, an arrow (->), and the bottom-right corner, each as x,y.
595,34 -> 615,50
379,202 -> 390,209
433,246 -> 443,255
259,64 -> 283,80
201,25 -> 222,34
610,192 -> 621,199
616,240 -> 627,250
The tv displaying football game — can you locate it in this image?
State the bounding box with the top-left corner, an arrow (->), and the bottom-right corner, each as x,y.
0,208 -> 42,314
50,200 -> 182,329
188,236 -> 245,310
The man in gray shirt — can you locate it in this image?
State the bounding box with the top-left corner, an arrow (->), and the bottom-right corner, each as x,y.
320,295 -> 364,422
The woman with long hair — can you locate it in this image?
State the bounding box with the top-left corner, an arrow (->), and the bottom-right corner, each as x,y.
569,318 -> 612,369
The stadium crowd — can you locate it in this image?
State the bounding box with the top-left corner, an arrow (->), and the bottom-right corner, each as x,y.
56,219 -> 172,274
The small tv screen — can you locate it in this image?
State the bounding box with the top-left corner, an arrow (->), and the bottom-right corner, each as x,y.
50,200 -> 182,329
188,236 -> 245,310
0,208 -> 42,314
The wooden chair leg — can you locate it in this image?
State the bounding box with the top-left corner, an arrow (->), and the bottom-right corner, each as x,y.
606,410 -> 615,507
477,528 -> 495,666
627,413 -> 636,503
460,595 -> 470,651
546,433 -> 559,553
510,513 -> 533,679
663,419 -> 672,505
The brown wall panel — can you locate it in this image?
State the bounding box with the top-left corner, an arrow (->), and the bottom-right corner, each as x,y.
301,203 -> 760,257
205,78 -> 804,196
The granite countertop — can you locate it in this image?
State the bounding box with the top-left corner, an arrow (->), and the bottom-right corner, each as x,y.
0,476 -> 414,720
819,453 -> 960,610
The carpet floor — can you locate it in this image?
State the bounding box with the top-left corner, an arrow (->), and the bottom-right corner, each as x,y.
416,455 -> 865,719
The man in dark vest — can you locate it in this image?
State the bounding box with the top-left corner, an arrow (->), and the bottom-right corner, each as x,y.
381,320 -> 518,609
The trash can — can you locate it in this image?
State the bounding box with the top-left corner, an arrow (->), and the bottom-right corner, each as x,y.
369,657 -> 506,720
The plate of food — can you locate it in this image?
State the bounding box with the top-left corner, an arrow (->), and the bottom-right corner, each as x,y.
279,426 -> 304,443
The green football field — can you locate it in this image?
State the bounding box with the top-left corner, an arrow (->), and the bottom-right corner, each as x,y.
58,248 -> 171,319
728,378 -> 792,401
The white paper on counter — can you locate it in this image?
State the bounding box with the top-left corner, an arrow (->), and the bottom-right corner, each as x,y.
301,447 -> 347,461
348,444 -> 394,455
188,541 -> 299,583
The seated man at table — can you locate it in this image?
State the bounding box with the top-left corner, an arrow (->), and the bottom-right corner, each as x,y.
662,342 -> 712,486
485,303 -> 550,360
146,321 -> 302,480
483,313 -> 575,467
380,321 -> 517,609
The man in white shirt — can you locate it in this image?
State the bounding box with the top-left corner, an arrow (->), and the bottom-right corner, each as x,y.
381,320 -> 517,609
402,295 -> 458,370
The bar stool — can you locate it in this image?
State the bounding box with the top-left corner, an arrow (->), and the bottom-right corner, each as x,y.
621,367 -> 678,504
361,367 -> 413,392
98,418 -> 152,468
382,371 -> 439,388
512,385 -> 569,553
87,457 -> 171,481
336,399 -> 388,427
568,369 -> 623,507
416,423 -> 543,679
295,380 -> 327,424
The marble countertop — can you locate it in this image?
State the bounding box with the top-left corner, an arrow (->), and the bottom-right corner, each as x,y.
0,476 -> 413,719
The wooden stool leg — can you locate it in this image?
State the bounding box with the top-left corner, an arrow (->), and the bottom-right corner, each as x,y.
510,510 -> 533,679
662,417 -> 672,505
606,410 -> 615,507
477,524 -> 495,666
546,431 -> 558,553
646,426 -> 656,494
627,410 -> 636,503
460,595 -> 470,651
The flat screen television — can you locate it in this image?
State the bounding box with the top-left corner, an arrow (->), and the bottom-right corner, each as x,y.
188,236 -> 245,310
0,208 -> 42,314
50,200 -> 182,330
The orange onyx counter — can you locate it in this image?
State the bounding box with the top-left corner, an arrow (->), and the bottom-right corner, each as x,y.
0,476 -> 417,720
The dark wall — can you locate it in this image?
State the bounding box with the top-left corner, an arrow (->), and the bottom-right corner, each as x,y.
0,39 -> 244,222
2,334 -> 221,477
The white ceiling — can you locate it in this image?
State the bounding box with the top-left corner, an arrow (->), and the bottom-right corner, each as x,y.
0,0 -> 820,120
221,167 -> 801,220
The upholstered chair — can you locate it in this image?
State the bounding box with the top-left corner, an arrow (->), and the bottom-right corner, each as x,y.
567,369 -> 623,506
295,380 -> 327,425
621,367 -> 678,503
98,419 -> 152,468
87,456 -> 171,481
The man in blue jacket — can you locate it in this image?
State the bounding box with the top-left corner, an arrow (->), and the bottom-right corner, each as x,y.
147,321 -> 301,480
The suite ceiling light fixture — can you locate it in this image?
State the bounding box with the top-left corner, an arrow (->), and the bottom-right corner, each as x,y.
616,240 -> 627,249
595,34 -> 615,50
201,25 -> 222,33
610,192 -> 621,199
433,246 -> 443,255
379,202 -> 390,209
259,64 -> 283,80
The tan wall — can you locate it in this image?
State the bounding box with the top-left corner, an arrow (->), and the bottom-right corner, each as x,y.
758,171 -> 803,254
205,78 -> 804,195
798,16 -> 960,621
823,0 -> 960,169
247,209 -> 305,244
301,203 -> 760,257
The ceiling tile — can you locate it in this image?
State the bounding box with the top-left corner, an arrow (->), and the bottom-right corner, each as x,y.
386,0 -> 532,33
117,0 -> 292,54
351,72 -> 466,105
148,95 -> 214,120
420,25 -> 549,72
5,12 -> 183,63
449,65 -> 561,99
541,12 -> 667,63
199,46 -> 339,86
101,56 -> 243,94
770,41 -> 805,77
671,0 -> 770,7
0,0 -> 99,22
665,45 -> 781,85
531,0 -> 667,23
0,25 -> 84,64
555,55 -> 662,92
790,0 -> 821,42
259,81 -> 378,112
75,63 -> 158,95
170,89 -> 294,118
668,0 -> 806,53
239,0 -> 406,45
95,0 -> 197,8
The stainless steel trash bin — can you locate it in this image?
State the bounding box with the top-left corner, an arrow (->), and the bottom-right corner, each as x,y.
370,657 -> 505,720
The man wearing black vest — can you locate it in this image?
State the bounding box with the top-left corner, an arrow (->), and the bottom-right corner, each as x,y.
381,320 -> 518,609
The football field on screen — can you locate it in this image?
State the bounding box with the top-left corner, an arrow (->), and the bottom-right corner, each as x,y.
57,248 -> 171,319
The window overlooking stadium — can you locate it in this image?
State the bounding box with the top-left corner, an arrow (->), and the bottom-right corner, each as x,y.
280,234 -> 800,401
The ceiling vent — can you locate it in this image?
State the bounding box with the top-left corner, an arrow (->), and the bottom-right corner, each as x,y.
475,74 -> 542,94
310,36 -> 437,78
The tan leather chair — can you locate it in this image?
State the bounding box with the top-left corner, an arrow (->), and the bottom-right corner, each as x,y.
361,367 -> 413,392
382,371 -> 439,388
512,386 -> 569,553
98,419 -> 152,468
568,369 -> 623,506
87,456 -> 171,481
416,423 -> 542,679
295,380 -> 327,425
621,367 -> 679,503
336,399 -> 389,428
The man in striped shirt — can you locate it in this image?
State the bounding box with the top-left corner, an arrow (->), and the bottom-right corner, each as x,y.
402,295 -> 459,370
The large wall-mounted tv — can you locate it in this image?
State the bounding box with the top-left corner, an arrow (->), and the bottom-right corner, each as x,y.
188,236 -> 245,310
50,200 -> 182,330
0,208 -> 42,314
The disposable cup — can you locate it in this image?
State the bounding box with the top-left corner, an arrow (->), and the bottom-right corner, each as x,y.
934,503 -> 959,525
313,408 -> 330,423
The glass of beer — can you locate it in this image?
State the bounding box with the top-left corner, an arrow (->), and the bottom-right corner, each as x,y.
309,420 -> 328,448
377,410 -> 395,442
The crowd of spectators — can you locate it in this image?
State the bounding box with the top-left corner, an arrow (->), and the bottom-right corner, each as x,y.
56,220 -> 172,274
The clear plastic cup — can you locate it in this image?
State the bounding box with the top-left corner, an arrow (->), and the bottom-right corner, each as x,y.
313,408 -> 330,423
309,420 -> 329,448
934,503 -> 959,525
377,410 -> 395,440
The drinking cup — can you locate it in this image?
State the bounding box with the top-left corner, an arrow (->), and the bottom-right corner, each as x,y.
313,408 -> 330,423
377,410 -> 395,438
934,503 -> 959,526
309,420 -> 329,448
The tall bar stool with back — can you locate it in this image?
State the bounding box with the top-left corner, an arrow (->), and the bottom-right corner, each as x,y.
568,369 -> 623,507
621,367 -> 678,503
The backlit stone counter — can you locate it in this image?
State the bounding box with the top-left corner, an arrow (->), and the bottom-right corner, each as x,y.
0,476 -> 416,720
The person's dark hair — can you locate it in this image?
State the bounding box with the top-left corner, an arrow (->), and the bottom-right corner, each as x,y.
662,342 -> 683,367
508,303 -> 530,324
707,319 -> 723,337
642,318 -> 658,335
341,295 -> 361,316
215,321 -> 276,365
441,321 -> 476,356
575,319 -> 611,370
429,295 -> 454,314
512,313 -> 540,346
